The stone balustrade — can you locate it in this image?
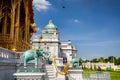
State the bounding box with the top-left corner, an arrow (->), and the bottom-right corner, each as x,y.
0,47 -> 18,80
0,47 -> 17,62
13,73 -> 46,80
68,69 -> 83,80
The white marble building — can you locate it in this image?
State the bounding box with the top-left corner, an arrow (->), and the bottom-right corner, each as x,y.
32,20 -> 77,62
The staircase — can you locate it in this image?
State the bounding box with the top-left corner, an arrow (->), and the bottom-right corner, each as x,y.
45,64 -> 56,80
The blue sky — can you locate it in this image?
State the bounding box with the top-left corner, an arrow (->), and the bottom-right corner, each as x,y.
32,0 -> 120,59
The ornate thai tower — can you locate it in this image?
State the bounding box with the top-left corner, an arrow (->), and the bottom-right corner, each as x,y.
0,0 -> 36,51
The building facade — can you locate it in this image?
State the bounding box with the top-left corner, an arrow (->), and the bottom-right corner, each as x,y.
32,20 -> 77,62
0,0 -> 36,51
82,62 -> 114,70
61,41 -> 77,62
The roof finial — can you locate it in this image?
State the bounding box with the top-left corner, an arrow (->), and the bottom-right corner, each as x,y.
49,19 -> 53,24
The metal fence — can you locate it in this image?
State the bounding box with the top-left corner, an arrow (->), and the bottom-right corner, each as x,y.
83,72 -> 111,80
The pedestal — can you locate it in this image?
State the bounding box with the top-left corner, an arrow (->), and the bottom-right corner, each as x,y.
13,72 -> 46,80
68,69 -> 83,80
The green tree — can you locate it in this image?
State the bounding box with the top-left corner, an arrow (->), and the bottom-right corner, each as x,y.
83,59 -> 89,63
108,56 -> 116,63
115,57 -> 120,65
92,58 -> 98,63
105,58 -> 108,63
98,57 -> 105,62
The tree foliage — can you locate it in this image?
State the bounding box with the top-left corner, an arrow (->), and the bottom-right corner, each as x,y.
90,56 -> 120,65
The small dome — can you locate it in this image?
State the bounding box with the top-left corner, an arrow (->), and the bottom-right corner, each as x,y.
45,20 -> 57,29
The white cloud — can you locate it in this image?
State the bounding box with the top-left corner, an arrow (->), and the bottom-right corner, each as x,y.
74,19 -> 80,23
33,0 -> 51,11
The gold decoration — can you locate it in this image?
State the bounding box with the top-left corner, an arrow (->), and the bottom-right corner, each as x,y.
12,47 -> 16,52
32,46 -> 35,49
44,42 -> 47,45
52,54 -> 69,75
40,35 -> 43,39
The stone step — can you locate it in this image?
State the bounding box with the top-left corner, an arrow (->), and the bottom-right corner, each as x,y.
47,70 -> 54,73
44,75 -> 55,80
46,66 -> 54,68
46,68 -> 54,70
48,76 -> 56,79
46,67 -> 54,69
47,73 -> 54,75
48,73 -> 54,76
45,65 -> 56,80
46,65 -> 53,67
47,72 -> 54,75
46,69 -> 54,71
46,66 -> 54,67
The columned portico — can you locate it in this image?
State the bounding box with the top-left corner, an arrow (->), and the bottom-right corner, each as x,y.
0,0 -> 36,51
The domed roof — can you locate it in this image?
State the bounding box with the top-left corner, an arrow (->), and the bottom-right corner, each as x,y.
45,20 -> 57,29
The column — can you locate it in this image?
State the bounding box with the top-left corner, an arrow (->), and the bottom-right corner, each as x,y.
24,0 -> 29,42
10,0 -> 15,39
3,9 -> 7,35
15,1 -> 20,41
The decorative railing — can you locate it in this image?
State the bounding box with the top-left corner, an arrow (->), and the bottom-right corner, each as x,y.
83,72 -> 111,80
67,71 -> 111,80
0,47 -> 17,63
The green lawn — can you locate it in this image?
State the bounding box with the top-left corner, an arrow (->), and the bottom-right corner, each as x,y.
83,70 -> 120,80
109,71 -> 120,80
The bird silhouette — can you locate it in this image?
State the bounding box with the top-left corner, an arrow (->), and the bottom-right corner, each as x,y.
62,6 -> 65,8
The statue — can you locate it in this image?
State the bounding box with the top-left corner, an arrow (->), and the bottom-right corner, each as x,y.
22,49 -> 51,68
52,54 -> 69,75
70,57 -> 86,68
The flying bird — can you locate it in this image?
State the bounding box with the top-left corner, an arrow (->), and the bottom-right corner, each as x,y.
62,6 -> 65,8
